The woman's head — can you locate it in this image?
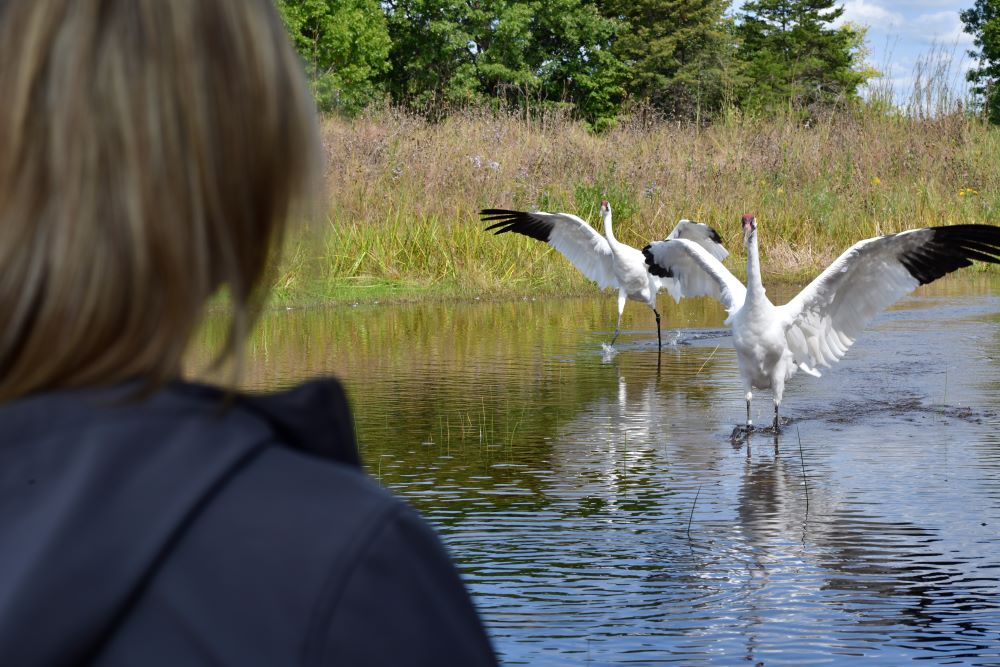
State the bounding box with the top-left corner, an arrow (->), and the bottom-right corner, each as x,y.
0,0 -> 321,400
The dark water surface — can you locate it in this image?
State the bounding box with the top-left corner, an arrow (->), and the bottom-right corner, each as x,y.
195,279 -> 1000,665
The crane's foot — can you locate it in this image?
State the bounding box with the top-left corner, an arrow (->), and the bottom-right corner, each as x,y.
609,332 -> 620,347
730,423 -> 754,440
751,416 -> 791,435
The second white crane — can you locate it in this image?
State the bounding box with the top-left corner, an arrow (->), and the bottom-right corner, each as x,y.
482,200 -> 728,349
643,214 -> 1000,430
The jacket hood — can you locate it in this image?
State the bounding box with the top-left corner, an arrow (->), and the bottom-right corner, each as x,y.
0,378 -> 357,666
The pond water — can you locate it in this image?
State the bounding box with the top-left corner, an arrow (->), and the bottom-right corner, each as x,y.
194,278 -> 1000,665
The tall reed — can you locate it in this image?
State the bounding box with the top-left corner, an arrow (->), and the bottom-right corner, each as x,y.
276,102 -> 999,304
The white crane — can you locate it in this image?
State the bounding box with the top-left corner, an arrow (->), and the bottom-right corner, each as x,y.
481,200 -> 728,349
642,214 -> 1000,430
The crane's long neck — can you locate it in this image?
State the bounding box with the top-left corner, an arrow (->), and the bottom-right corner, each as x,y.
602,212 -> 618,244
745,233 -> 767,305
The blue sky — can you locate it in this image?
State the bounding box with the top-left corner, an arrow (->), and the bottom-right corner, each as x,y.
732,1 -> 976,101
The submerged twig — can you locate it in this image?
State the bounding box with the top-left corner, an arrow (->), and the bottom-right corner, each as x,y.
687,484 -> 702,538
797,427 -> 810,514
695,344 -> 721,377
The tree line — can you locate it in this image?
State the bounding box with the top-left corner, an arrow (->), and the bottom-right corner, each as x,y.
277,0 -> 1000,127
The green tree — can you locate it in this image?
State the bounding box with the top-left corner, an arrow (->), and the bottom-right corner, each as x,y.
277,0 -> 391,114
598,0 -> 740,121
961,0 -> 1000,123
736,0 -> 869,112
382,0 -> 475,109
383,0 -> 625,128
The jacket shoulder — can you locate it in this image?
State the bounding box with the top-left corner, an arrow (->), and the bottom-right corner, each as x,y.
98,446 -> 496,666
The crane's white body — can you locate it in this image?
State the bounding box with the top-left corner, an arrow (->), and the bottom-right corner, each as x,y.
643,219 -> 1000,429
483,202 -> 727,348
606,233 -> 658,319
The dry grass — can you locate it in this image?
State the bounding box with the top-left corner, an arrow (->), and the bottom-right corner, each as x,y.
274,105 -> 1000,303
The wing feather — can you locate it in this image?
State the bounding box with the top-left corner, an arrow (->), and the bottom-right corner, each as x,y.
665,219 -> 729,262
481,209 -> 616,289
642,238 -> 746,315
779,224 -> 1000,372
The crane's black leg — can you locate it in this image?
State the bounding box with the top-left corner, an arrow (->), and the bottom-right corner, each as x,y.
654,309 -> 662,350
773,403 -> 780,431
610,290 -> 626,347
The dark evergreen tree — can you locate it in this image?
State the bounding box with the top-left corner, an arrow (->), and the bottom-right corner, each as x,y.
736,0 -> 868,111
598,0 -> 739,121
961,0 -> 1000,123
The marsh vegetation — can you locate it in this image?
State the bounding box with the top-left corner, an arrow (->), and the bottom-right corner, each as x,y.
273,107 -> 1000,305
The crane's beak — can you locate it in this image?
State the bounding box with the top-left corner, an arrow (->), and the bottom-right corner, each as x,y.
741,216 -> 756,247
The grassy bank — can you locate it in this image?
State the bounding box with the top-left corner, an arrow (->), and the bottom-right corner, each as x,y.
272,106 -> 1000,306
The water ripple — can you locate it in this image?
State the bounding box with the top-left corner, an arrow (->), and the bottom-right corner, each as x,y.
206,288 -> 1000,665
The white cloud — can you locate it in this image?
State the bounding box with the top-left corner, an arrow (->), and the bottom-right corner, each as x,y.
880,0 -> 965,9
909,11 -> 973,45
838,0 -> 904,27
732,0 -> 977,105
837,0 -> 970,45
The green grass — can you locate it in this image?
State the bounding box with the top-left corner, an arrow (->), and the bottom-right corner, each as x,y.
271,105 -> 1000,306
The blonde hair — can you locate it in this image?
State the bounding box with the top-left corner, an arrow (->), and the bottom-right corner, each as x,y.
0,0 -> 321,400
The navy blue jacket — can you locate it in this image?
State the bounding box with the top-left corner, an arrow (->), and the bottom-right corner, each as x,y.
0,379 -> 497,666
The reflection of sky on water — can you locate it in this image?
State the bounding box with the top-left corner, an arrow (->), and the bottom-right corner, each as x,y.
510,314 -> 1000,664
190,278 -> 1000,665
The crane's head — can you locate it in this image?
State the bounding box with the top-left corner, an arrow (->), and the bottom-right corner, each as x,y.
600,199 -> 611,217
741,214 -> 757,247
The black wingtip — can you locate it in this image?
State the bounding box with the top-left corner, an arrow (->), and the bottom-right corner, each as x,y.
479,208 -> 553,242
642,244 -> 673,278
899,224 -> 1000,285
479,208 -> 520,223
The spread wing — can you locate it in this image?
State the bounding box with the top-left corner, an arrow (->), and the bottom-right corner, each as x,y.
642,238 -> 746,315
779,224 -> 1000,373
481,209 -> 616,289
666,219 -> 729,262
